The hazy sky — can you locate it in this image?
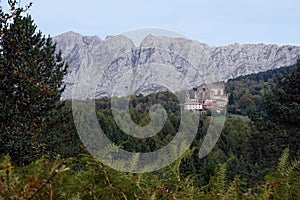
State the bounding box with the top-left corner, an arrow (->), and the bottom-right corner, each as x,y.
2,0 -> 300,46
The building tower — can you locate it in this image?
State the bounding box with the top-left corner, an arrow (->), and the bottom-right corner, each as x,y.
202,88 -> 206,104
185,91 -> 190,102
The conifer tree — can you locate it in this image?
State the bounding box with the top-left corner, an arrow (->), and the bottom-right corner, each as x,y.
264,59 -> 300,126
0,0 -> 68,165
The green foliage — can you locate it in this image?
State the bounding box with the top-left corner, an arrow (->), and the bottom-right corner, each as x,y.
95,91 -> 181,153
245,148 -> 300,200
264,60 -> 300,126
0,153 -> 262,200
93,87 -> 297,189
1,2 -> 299,199
0,1 -> 85,165
207,162 -> 246,200
224,61 -> 300,187
226,63 -> 296,115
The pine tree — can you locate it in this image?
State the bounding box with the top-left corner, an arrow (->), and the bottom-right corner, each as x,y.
0,0 -> 68,165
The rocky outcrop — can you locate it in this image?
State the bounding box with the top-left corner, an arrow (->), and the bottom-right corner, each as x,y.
53,31 -> 300,99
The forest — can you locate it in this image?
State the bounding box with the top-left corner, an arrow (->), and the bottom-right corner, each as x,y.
1,1 -> 299,199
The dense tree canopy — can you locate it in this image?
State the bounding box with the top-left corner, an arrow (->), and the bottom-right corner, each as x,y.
264,60 -> 300,126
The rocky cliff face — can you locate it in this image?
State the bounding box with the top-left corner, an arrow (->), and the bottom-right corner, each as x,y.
53,31 -> 300,99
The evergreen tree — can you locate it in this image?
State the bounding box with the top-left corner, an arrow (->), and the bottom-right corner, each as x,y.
264,59 -> 300,126
0,0 -> 68,165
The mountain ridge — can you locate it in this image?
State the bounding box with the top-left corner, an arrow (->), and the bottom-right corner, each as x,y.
53,32 -> 300,99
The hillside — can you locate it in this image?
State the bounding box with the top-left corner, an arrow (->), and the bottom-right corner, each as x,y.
226,63 -> 297,115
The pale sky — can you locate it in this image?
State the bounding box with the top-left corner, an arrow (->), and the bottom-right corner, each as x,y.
2,0 -> 300,46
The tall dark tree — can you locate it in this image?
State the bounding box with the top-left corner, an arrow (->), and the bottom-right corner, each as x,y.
0,0 -> 69,165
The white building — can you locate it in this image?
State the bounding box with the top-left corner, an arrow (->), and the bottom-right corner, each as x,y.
184,91 -> 203,111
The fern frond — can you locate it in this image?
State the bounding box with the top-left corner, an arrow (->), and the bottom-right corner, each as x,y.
278,147 -> 300,176
285,158 -> 300,176
224,175 -> 245,200
215,163 -> 228,195
278,147 -> 290,176
128,153 -> 140,172
150,191 -> 157,200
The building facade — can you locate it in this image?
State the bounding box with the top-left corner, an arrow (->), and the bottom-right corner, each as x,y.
184,83 -> 228,113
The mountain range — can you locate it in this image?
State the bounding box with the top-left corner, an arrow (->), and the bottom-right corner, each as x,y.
53,31 -> 300,99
